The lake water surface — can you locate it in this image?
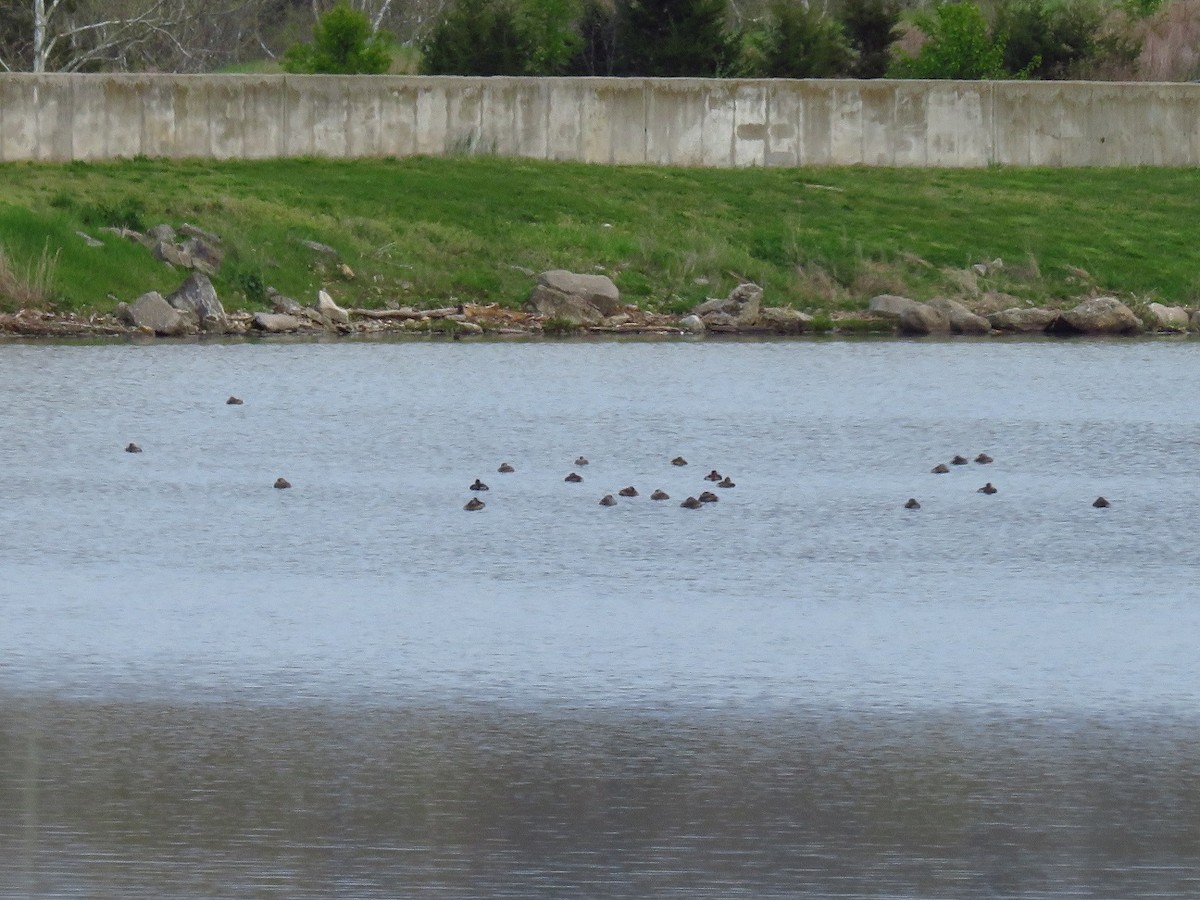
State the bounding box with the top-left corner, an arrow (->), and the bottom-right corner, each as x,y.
1,337 -> 1198,897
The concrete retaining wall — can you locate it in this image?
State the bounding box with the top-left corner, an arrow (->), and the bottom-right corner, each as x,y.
1,74 -> 1198,167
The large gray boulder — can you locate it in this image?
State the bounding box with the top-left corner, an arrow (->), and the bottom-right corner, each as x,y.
758,307 -> 813,334
167,272 -> 227,331
868,294 -> 924,319
898,302 -> 949,335
1147,302 -> 1189,332
1057,297 -> 1142,335
528,270 -> 621,325
987,307 -> 1060,333
117,291 -> 193,336
314,289 -> 350,324
927,297 -> 991,335
251,312 -> 302,333
694,283 -> 763,328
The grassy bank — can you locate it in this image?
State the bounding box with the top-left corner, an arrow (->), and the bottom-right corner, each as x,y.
1,156 -> 1197,319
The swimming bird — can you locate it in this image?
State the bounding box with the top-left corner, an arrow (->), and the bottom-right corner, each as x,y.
978,482 -> 997,494
599,494 -> 617,506
975,453 -> 993,464
274,477 -> 291,489
698,491 -> 719,503
671,456 -> 688,466
464,497 -> 485,511
618,486 -> 638,497
498,463 -> 515,473
651,489 -> 670,500
575,456 -> 589,467
717,477 -> 735,488
1093,496 -> 1110,508
931,463 -> 949,474
470,479 -> 489,491
704,470 -> 722,481
565,472 -> 583,483
680,496 -> 702,509
124,442 -> 142,453
951,455 -> 968,465
226,396 -> 243,405
905,498 -> 921,509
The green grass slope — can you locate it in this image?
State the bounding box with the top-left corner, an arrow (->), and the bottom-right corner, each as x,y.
1,156 -> 1197,317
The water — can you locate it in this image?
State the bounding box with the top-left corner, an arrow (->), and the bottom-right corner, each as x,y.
1,337 -> 1198,897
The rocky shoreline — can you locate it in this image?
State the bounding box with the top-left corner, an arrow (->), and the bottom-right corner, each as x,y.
4,222 -> 1196,341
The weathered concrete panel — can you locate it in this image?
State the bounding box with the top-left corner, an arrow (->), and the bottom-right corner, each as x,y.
309,77 -> 349,157
174,79 -> 212,158
208,78 -> 246,160
765,82 -> 800,167
379,83 -> 418,157
241,78 -> 283,159
515,81 -> 549,159
926,83 -> 990,167
140,78 -> 177,158
345,79 -> 383,157
892,82 -> 928,166
829,82 -> 863,165
607,81 -> 647,165
991,82 -> 1032,166
104,77 -> 144,159
648,79 -> 705,166
579,83 -> 614,164
859,81 -> 895,166
413,82 -> 448,156
547,79 -> 582,161
283,80 -> 313,157
35,74 -> 73,161
702,82 -> 736,167
480,81 -> 518,156
734,82 -> 768,167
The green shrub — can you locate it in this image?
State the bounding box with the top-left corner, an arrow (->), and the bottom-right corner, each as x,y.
995,0 -> 1104,79
838,0 -> 901,78
614,0 -> 737,76
421,0 -> 533,74
889,2 -> 1006,79
282,3 -> 392,74
80,196 -> 146,231
752,0 -> 855,78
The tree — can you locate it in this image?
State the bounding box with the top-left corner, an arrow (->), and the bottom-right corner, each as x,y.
420,0 -> 531,74
888,2 -> 1006,79
838,0 -> 900,78
752,0 -> 854,78
282,1 -> 392,72
994,0 -> 1104,79
615,0 -> 737,77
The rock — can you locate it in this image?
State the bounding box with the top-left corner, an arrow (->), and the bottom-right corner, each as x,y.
975,291 -> 1023,316
926,297 -> 991,335
181,236 -> 223,274
146,223 -> 177,243
167,272 -> 227,331
117,291 -> 193,336
536,270 -> 621,316
987,307 -> 1060,334
1147,302 -> 1189,332
457,321 -> 484,334
179,223 -> 221,244
301,239 -> 339,257
152,240 -> 193,268
314,289 -> 350,324
679,314 -> 705,334
694,283 -> 762,328
758,307 -> 814,334
868,294 -> 923,318
76,231 -> 103,248
1057,297 -> 1142,335
274,477 -> 291,489
267,288 -> 304,314
898,302 -> 949,335
528,284 -> 603,326
251,312 -> 302,333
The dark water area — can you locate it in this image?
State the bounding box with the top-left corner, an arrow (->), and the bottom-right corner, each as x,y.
1,337 -> 1198,897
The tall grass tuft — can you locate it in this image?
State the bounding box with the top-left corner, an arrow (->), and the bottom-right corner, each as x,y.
0,241 -> 60,311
